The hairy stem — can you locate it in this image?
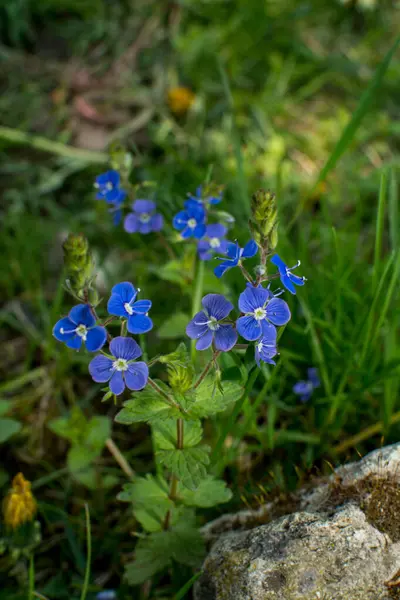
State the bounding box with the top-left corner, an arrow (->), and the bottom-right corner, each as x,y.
194,351 -> 221,389
147,377 -> 181,410
105,438 -> 134,479
164,418 -> 184,529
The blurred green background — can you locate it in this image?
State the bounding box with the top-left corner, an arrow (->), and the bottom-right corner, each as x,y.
0,0 -> 400,597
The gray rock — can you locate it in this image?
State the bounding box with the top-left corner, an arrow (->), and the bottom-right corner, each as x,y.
195,444 -> 400,600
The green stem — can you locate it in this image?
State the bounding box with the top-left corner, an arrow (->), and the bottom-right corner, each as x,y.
0,126 -> 108,164
164,418 -> 184,530
147,377 -> 181,410
28,554 -> 34,600
191,259 -> 205,362
80,504 -> 91,600
194,351 -> 220,389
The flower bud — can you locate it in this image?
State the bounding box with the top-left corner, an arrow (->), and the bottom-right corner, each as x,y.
3,473 -> 37,530
168,364 -> 194,393
63,233 -> 95,298
249,189 -> 279,256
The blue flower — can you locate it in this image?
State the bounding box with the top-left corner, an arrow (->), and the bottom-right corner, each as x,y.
186,294 -> 238,351
107,282 -> 153,334
255,325 -> 278,366
89,336 -> 148,395
173,201 -> 206,239
96,592 -> 116,600
53,304 -> 107,351
236,285 -> 291,341
197,224 -> 229,261
95,170 -> 123,203
293,368 -> 320,402
188,185 -> 222,206
109,190 -> 127,225
270,255 -> 306,295
214,240 -> 258,278
124,199 -> 163,234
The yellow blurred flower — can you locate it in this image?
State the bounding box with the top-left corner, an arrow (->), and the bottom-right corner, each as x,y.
167,87 -> 195,116
3,473 -> 37,529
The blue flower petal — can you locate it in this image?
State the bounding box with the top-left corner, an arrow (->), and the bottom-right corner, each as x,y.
173,211 -> 188,230
110,336 -> 142,360
189,203 -> 206,223
127,313 -> 153,334
85,326 -> 107,352
226,242 -> 240,260
186,311 -> 209,340
241,239 -> 258,259
150,213 -> 163,232
238,286 -> 270,313
265,298 -> 291,326
293,381 -> 313,402
138,221 -> 152,234
193,223 -> 206,239
107,294 -> 128,318
289,273 -> 305,287
69,304 -> 95,327
214,261 -> 233,279
214,325 -> 237,351
184,199 -> 203,211
260,321 -> 277,343
133,199 -> 155,214
53,317 -> 76,342
270,254 -> 287,273
131,299 -> 152,314
110,371 -> 125,395
89,355 -> 113,382
111,282 -> 137,301
124,213 -> 140,233
206,223 -> 227,239
104,188 -> 122,204
196,328 -> 214,350
65,335 -> 83,350
236,315 -> 262,341
281,273 -> 297,295
308,368 -> 320,388
202,294 -> 233,320
125,362 -> 149,391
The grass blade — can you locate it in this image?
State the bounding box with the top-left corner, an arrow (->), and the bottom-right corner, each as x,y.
389,168 -> 399,251
289,35 -> 400,228
80,504 -> 91,600
373,170 -> 388,289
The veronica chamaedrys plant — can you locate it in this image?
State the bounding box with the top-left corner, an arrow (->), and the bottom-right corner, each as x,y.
52,172 -> 305,587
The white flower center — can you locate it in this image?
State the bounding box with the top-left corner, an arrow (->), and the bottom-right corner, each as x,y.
75,324 -> 88,340
257,341 -> 263,352
113,358 -> 128,372
208,316 -> 220,331
187,218 -> 197,229
140,213 -> 151,223
209,237 -> 220,249
106,182 -> 114,190
254,307 -> 266,321
124,302 -> 134,315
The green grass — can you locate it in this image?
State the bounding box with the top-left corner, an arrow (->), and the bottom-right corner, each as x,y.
0,0 -> 400,597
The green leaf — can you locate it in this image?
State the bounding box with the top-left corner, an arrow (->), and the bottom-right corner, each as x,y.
0,418 -> 21,443
125,518 -> 205,584
67,445 -> 98,472
115,384 -> 181,425
180,477 -> 233,507
188,378 -> 243,418
153,419 -> 203,450
72,467 -> 119,490
157,312 -> 190,339
48,416 -> 75,441
85,416 -> 111,451
157,447 -> 210,490
117,475 -> 173,533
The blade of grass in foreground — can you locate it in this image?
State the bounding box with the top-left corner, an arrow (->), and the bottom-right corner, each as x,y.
372,170 -> 388,290
389,168 -> 399,251
288,35 -> 400,229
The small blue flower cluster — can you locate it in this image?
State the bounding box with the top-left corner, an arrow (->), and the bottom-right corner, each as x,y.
95,170 -> 163,234
293,368 -> 320,402
186,253 -> 305,365
173,185 -> 232,265
95,170 -> 127,225
53,282 -> 152,395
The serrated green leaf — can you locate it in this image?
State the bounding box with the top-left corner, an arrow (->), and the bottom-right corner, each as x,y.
125,517 -> 204,584
157,447 -> 210,490
153,418 -> 203,450
180,477 -> 232,507
117,475 -> 173,532
115,384 -> 181,424
188,378 -> 243,418
157,312 -> 190,339
0,418 -> 21,443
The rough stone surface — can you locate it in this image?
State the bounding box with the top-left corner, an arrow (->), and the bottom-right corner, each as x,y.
195,444 -> 400,600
